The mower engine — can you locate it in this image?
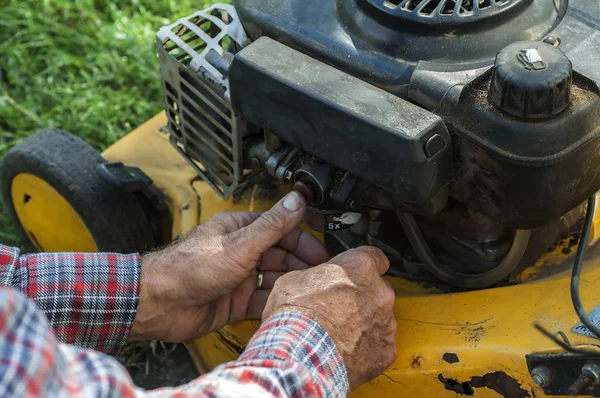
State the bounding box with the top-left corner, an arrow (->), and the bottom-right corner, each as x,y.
157,0 -> 600,289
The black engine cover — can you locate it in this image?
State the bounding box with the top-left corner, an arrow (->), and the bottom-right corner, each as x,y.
230,37 -> 452,211
232,0 -> 600,229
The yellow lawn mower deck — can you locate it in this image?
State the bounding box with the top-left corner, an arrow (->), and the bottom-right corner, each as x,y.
3,0 -> 600,396
104,114 -> 600,398
5,112 -> 600,397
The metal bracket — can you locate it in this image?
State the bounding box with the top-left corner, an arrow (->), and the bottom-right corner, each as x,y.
98,162 -> 152,193
527,352 -> 600,395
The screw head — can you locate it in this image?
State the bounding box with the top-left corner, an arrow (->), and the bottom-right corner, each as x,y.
531,366 -> 553,388
532,374 -> 545,387
543,36 -> 561,47
582,362 -> 600,385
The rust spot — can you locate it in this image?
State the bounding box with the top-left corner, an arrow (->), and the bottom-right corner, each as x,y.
438,371 -> 531,397
438,374 -> 474,395
470,371 -> 531,398
465,325 -> 486,345
443,353 -> 460,364
410,355 -> 424,369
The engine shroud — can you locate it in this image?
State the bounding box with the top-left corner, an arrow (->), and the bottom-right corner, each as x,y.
230,0 -> 600,229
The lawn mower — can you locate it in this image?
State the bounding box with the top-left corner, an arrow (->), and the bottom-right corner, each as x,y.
2,0 -> 600,396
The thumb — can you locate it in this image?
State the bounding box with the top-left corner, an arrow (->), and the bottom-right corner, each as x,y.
229,191 -> 307,258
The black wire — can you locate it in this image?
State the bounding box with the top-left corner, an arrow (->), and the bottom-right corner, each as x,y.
533,322 -> 598,354
397,211 -> 531,289
571,195 -> 600,338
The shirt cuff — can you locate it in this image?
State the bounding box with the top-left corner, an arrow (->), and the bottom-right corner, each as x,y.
238,312 -> 349,396
1,244 -> 141,354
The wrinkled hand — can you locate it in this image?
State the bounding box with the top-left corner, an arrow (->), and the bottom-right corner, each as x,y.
263,247 -> 397,390
130,191 -> 328,342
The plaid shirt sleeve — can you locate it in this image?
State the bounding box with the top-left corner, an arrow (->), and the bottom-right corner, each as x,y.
0,244 -> 140,354
0,287 -> 349,397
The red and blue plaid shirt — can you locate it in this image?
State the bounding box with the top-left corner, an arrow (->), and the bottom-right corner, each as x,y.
0,244 -> 348,397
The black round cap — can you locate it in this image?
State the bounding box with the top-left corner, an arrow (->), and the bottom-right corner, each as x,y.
489,41 -> 572,119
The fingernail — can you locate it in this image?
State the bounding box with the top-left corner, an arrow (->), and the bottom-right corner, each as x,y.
283,191 -> 301,212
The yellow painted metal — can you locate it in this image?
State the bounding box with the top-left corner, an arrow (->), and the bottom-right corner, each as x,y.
10,173 -> 98,252
102,113 -> 201,238
103,112 -> 600,397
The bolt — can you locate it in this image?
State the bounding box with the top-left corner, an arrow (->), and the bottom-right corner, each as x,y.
531,366 -> 553,388
583,362 -> 600,385
482,241 -> 499,262
543,36 -> 561,47
568,362 -> 600,395
532,374 -> 545,387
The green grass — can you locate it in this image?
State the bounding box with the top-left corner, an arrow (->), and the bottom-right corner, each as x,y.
0,0 -> 220,246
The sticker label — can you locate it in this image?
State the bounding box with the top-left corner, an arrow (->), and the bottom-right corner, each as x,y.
324,212 -> 361,232
572,305 -> 600,339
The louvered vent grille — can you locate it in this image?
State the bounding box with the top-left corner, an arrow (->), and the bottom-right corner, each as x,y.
374,0 -> 521,22
157,4 -> 249,199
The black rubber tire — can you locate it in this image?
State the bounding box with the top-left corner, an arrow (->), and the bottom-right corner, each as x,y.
0,128 -> 156,253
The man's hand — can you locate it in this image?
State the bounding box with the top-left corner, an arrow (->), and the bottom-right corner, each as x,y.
130,191 -> 328,342
263,247 -> 397,391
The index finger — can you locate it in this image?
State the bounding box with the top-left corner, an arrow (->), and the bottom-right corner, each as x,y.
278,227 -> 329,266
329,246 -> 390,276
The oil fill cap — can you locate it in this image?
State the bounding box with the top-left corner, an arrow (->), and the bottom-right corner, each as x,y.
489,40 -> 572,119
